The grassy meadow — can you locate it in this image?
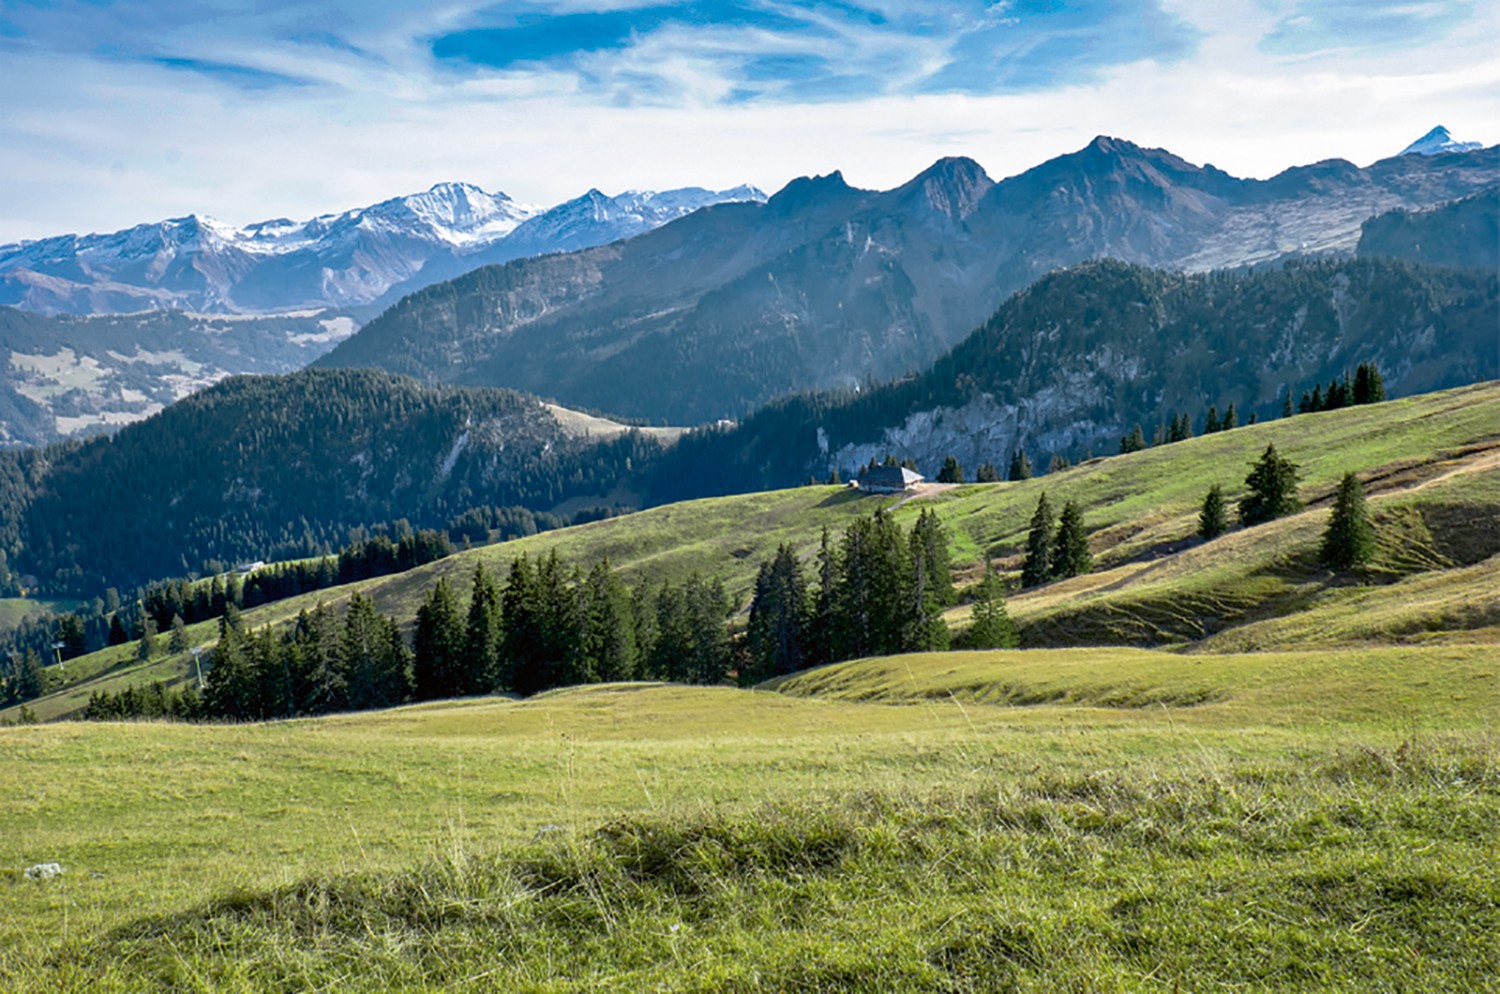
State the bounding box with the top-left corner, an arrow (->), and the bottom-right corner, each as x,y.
2,645 -> 1497,991
2,381 -> 1498,989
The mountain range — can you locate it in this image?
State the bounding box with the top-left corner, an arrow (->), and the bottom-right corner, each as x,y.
0,183 -> 765,317
317,133 -> 1500,423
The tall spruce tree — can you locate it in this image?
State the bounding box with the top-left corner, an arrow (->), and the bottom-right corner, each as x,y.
581,558 -> 636,684
1320,473 -> 1376,572
975,463 -> 1000,483
1203,405 -> 1221,434
1198,484 -> 1228,540
1021,493 -> 1056,588
1052,501 -> 1092,579
937,456 -> 965,483
1353,363 -> 1386,404
966,560 -> 1018,649
1239,443 -> 1303,526
463,563 -> 503,693
413,578 -> 464,700
14,649 -> 43,703
747,544 -> 810,680
1007,450 -> 1033,481
904,509 -> 953,652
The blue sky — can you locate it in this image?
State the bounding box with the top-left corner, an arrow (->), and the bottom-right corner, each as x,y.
1,0 -> 1496,241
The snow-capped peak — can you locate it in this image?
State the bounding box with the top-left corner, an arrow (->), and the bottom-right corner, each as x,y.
1400,126 -> 1483,156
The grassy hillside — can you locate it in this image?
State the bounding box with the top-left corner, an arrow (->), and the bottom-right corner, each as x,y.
7,379 -> 1496,723
1,645 -> 1495,991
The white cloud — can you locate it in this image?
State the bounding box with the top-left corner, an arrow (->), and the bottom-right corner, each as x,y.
0,0 -> 1496,243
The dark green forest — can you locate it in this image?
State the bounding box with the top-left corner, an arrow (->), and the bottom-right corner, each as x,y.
0,369 -> 659,595
647,257 -> 1498,501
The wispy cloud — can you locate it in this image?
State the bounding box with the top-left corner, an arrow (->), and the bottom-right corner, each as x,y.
1260,0 -> 1476,55
0,1 -> 1495,242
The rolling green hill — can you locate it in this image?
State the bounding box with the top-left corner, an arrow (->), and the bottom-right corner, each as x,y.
9,379 -> 1496,723
2,382 -> 1497,991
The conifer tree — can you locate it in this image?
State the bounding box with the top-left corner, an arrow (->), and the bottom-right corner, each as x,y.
966,560 -> 1018,649
1051,501 -> 1092,579
502,555 -> 546,694
937,456 -> 964,483
1007,450 -> 1033,481
1353,363 -> 1386,404
1320,473 -> 1376,572
463,563 -> 503,693
1203,405 -> 1221,434
806,527 -> 837,668
975,463 -> 999,483
748,544 -> 809,680
1239,443 -> 1303,526
108,614 -> 129,646
413,578 -> 464,700
14,649 -> 43,703
136,617 -> 159,662
1282,390 -> 1295,418
1120,425 -> 1147,454
1222,403 -> 1237,430
1021,493 -> 1055,588
168,614 -> 189,654
1198,484 -> 1228,540
1047,454 -> 1070,474
294,605 -> 345,715
581,558 -> 635,683
684,575 -> 731,685
904,509 -> 953,652
204,620 -> 254,720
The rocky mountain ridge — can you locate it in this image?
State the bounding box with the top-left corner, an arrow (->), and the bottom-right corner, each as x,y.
0,183 -> 765,316
319,134 -> 1500,423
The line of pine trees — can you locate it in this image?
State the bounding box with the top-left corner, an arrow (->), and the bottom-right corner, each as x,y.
80,551 -> 738,722
744,509 -> 959,681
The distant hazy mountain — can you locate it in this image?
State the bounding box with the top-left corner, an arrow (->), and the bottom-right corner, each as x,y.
646,257 -> 1499,501
0,183 -> 765,316
1400,126 -> 1484,157
319,136 -> 1500,423
0,306 -> 363,446
1357,186 -> 1499,271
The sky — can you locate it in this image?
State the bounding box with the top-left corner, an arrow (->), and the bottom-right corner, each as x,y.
1,0 -> 1497,243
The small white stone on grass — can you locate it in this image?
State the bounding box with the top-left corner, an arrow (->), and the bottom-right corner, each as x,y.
24,863 -> 63,880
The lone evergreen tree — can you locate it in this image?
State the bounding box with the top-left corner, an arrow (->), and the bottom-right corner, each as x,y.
1320,473 -> 1375,571
1198,484 -> 1228,540
1051,501 -> 1092,579
966,559 -> 1018,649
1222,403 -> 1237,430
136,618 -> 159,662
937,455 -> 965,483
14,649 -> 43,702
1203,405 -> 1221,434
1120,425 -> 1146,454
1007,450 -> 1033,481
1239,443 -> 1303,526
168,615 -> 189,654
1021,493 -> 1055,588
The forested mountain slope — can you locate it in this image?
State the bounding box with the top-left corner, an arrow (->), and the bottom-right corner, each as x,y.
317,137 -> 1500,422
646,257 -> 1498,501
0,369 -> 664,593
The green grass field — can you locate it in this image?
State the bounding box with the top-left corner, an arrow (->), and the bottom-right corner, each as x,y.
2,383 -> 1498,990
2,646 -> 1496,991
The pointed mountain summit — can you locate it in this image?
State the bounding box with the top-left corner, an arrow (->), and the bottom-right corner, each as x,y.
1401,126 -> 1484,156
894,157 -> 994,220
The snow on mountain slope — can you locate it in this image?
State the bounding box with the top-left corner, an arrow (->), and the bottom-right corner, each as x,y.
1401,126 -> 1484,156
0,182 -> 763,316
